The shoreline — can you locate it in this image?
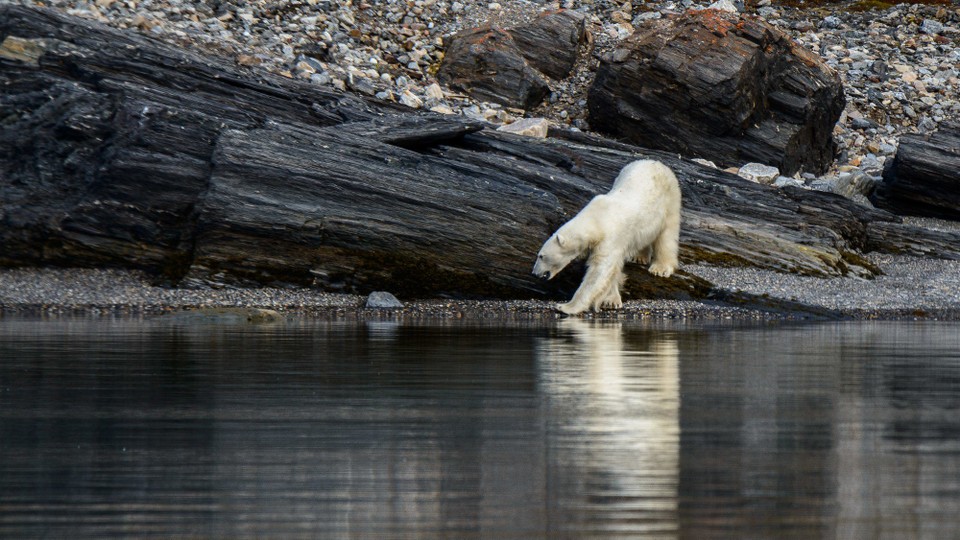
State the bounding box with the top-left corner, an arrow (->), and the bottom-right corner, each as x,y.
3,253 -> 959,323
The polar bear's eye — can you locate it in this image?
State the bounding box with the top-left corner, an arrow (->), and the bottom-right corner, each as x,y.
538,255 -> 543,260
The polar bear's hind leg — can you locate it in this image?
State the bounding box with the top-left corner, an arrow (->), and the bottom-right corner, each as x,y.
648,209 -> 680,278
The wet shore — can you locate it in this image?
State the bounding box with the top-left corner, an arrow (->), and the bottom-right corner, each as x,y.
3,254 -> 958,322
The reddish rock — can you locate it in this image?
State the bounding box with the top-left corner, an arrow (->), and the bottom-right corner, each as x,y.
437,10 -> 587,110
587,9 -> 845,175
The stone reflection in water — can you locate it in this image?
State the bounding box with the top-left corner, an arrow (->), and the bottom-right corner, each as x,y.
537,320 -> 680,536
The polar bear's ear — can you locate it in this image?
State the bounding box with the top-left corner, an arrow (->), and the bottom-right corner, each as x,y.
555,234 -> 566,248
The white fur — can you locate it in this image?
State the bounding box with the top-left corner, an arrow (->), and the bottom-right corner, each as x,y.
532,159 -> 682,315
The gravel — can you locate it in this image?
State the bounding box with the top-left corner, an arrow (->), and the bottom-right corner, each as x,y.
3,248 -> 960,320
687,255 -> 960,317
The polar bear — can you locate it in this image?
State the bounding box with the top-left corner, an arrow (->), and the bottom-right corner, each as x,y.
532,159 -> 681,315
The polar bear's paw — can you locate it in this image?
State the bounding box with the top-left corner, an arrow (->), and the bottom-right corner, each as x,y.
556,302 -> 585,316
598,291 -> 622,310
648,261 -> 676,278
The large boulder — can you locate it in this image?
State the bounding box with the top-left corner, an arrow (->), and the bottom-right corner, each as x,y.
587,9 -> 845,176
508,10 -> 586,80
437,10 -> 586,110
437,26 -> 550,110
873,124 -> 960,220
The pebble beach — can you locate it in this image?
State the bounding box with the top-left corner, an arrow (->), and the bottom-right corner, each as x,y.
4,216 -> 960,320
19,0 -> 960,179
4,0 -> 960,320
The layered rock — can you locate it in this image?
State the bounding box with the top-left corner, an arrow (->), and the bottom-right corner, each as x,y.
587,9 -> 845,176
873,124 -> 960,220
437,26 -> 550,110
436,10 -> 586,110
507,10 -> 586,80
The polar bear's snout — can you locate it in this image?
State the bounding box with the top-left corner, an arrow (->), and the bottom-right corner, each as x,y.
532,258 -> 553,280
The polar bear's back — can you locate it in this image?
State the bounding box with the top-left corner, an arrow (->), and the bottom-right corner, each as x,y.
603,159 -> 681,255
610,159 -> 680,199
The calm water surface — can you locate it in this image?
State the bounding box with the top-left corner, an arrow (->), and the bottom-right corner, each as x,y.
1,317 -> 959,538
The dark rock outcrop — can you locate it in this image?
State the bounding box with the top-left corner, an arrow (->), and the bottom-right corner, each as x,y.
507,10 -> 586,80
437,10 -> 586,110
3,6 -> 960,303
587,9 -> 845,176
437,26 -> 550,109
873,124 -> 960,220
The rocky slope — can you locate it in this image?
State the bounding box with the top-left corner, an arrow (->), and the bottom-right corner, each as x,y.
18,0 -> 960,184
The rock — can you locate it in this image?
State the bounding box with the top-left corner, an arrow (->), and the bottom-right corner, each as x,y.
587,10 -> 844,176
633,12 -> 662,25
365,291 -> 404,308
833,170 -> 878,199
820,16 -> 842,29
691,158 -> 718,169
347,74 -> 376,96
737,163 -> 780,184
507,9 -> 586,80
0,35 -> 45,65
496,117 -> 550,138
437,26 -> 550,109
919,19 -> 944,35
430,104 -> 455,115
707,0 -> 739,13
399,89 -> 424,108
436,10 -> 587,110
859,154 -> 882,173
809,179 -> 836,193
773,176 -> 804,189
424,82 -> 445,101
873,123 -> 960,220
878,143 -> 897,155
850,194 -> 874,208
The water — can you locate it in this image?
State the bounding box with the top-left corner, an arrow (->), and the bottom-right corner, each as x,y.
1,317 -> 959,538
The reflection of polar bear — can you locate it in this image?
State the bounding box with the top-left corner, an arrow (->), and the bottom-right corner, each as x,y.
532,159 -> 681,315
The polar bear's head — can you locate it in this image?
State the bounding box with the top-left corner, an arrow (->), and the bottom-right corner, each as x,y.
533,232 -> 580,280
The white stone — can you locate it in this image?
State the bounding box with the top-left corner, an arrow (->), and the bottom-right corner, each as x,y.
497,118 -> 550,138
707,0 -> 738,13
429,104 -> 455,115
773,176 -> 804,189
691,158 -> 718,169
424,83 -> 444,101
365,291 -> 404,309
399,90 -> 423,109
737,163 -> 780,185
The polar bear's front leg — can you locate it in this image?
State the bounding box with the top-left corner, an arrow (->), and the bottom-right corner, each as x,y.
557,255 -> 623,315
594,267 -> 624,310
598,286 -> 622,310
